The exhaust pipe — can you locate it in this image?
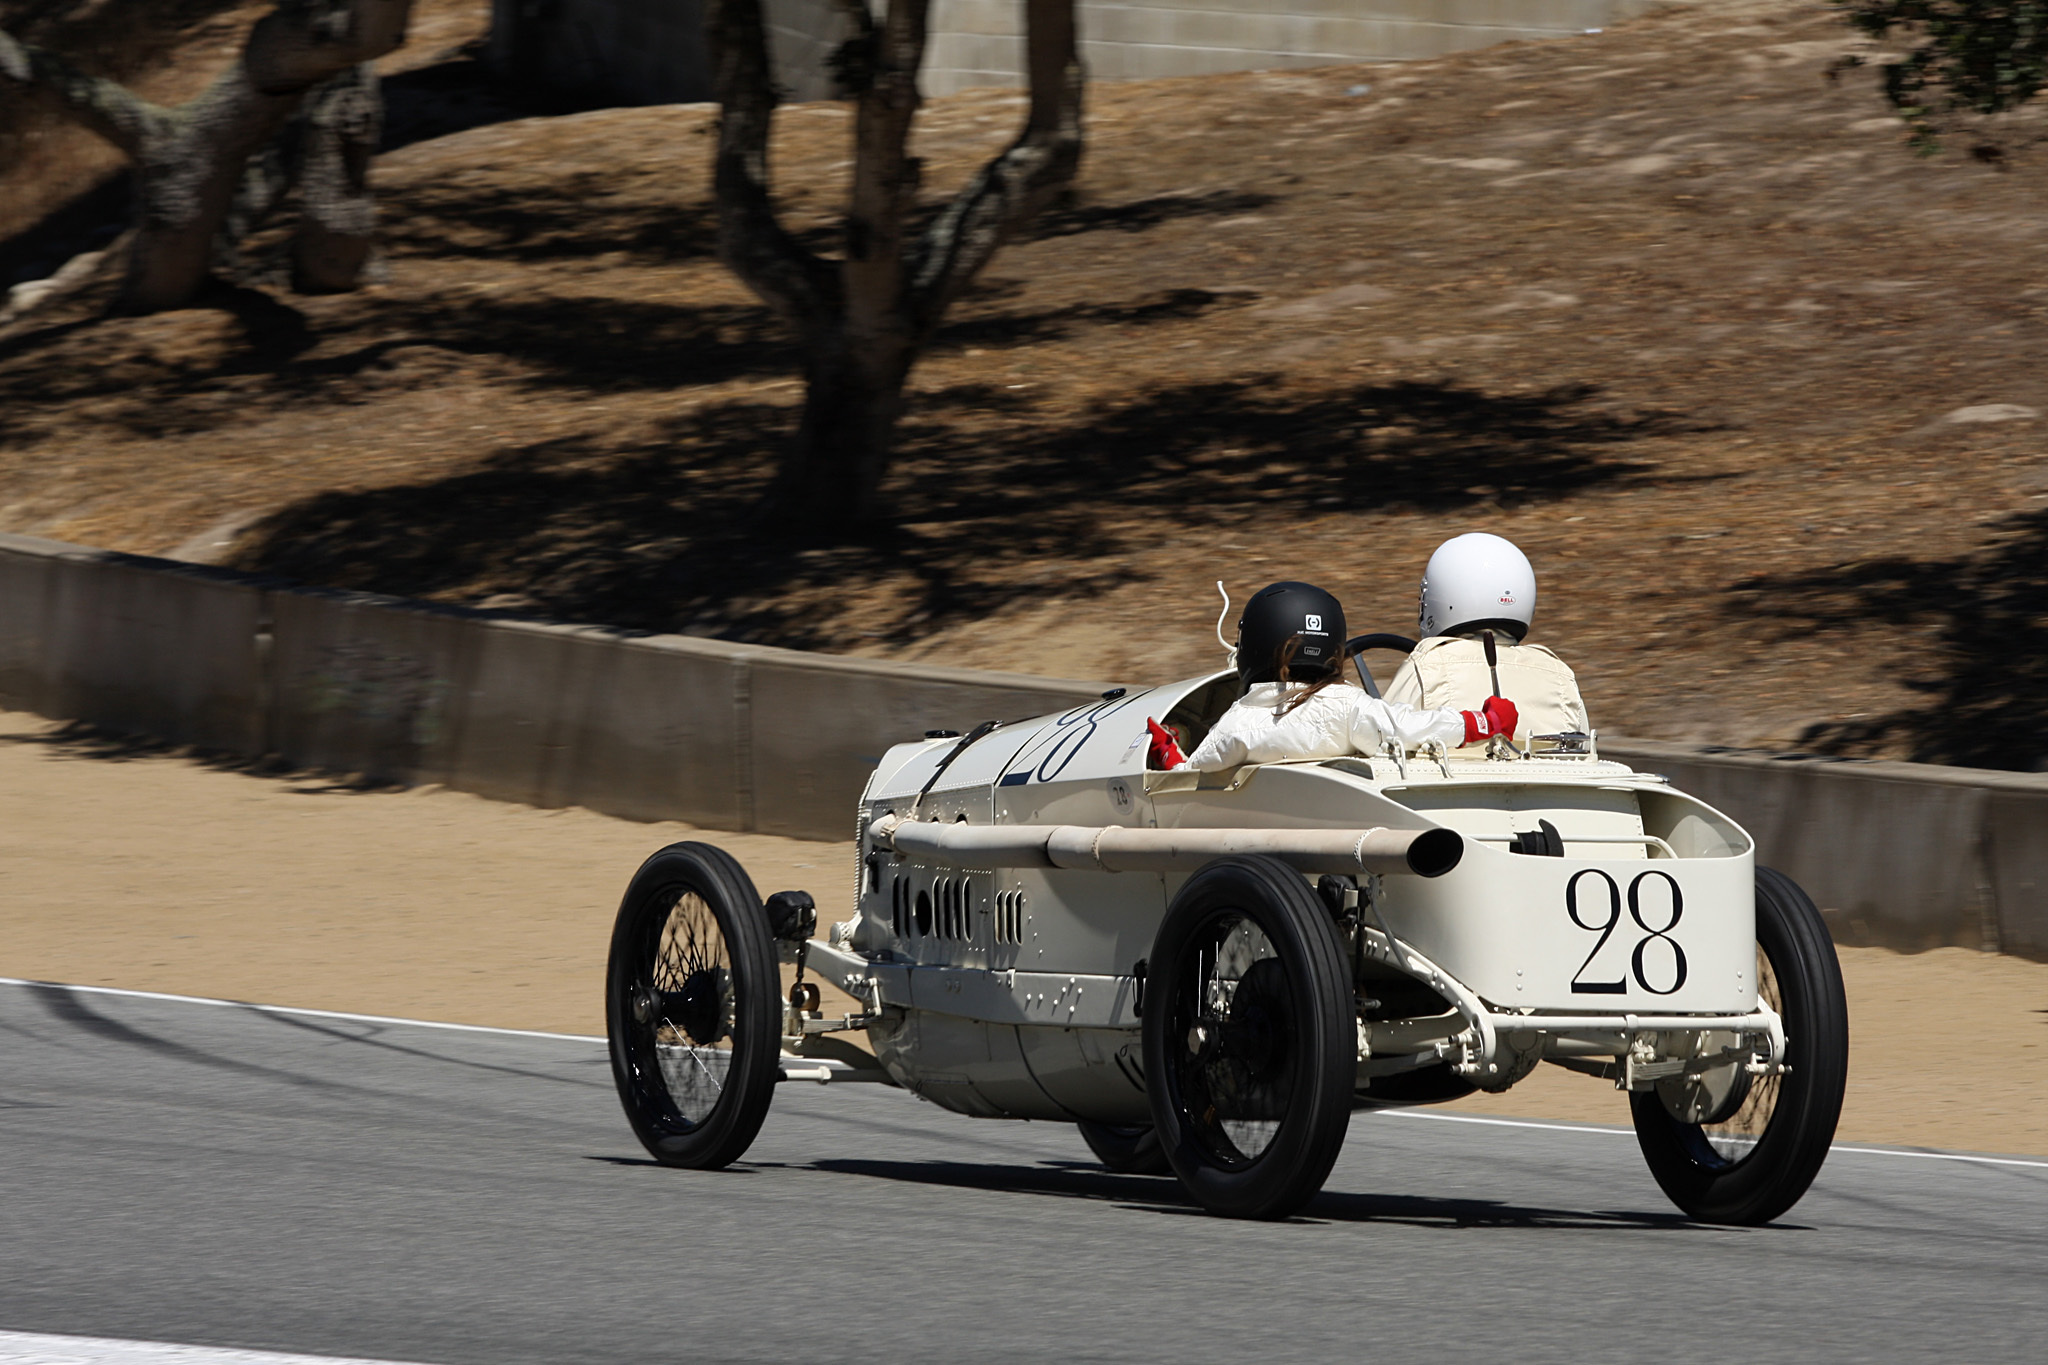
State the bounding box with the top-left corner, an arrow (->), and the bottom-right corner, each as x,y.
868,815 -> 1463,879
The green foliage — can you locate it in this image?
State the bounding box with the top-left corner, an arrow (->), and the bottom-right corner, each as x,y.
1839,2 -> 2048,146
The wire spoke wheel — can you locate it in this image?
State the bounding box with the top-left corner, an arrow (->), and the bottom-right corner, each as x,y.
646,890 -> 737,1127
1692,945 -> 1781,1163
1144,855 -> 1353,1220
1630,866 -> 1848,1224
606,842 -> 780,1169
1178,915 -> 1292,1164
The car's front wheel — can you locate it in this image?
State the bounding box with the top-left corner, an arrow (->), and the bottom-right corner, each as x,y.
1630,866 -> 1848,1224
1143,855 -> 1355,1219
605,842 -> 781,1169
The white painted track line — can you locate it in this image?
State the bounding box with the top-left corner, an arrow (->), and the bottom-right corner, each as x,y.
1380,1107 -> 2048,1170
0,977 -> 604,1044
0,1330 -> 429,1365
1375,1110 -> 1633,1139
8,977 -> 2044,1170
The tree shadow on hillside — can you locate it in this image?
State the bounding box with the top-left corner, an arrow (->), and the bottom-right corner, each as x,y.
0,279 -> 1253,446
0,287 -> 800,446
1023,190 -> 1279,240
226,378 -> 1714,649
1724,509 -> 2048,770
377,182 -> 1286,275
932,286 -> 1255,351
379,179 -> 722,267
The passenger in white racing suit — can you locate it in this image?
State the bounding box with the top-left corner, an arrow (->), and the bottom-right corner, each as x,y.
1152,580 -> 1517,773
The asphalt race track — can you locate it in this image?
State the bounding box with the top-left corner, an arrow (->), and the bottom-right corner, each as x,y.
3,982 -> 2044,1365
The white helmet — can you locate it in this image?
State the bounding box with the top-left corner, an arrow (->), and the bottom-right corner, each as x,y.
1418,533 -> 1536,641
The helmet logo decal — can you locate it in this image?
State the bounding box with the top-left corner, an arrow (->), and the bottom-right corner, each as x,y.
1305,614 -> 1322,632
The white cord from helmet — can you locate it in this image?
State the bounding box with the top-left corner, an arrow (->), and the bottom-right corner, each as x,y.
1214,580 -> 1237,667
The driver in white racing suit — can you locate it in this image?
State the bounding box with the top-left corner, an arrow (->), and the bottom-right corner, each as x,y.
1152,580 -> 1517,772
1382,533 -> 1589,746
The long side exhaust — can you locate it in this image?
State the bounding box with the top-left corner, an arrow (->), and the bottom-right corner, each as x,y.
868,815 -> 1464,879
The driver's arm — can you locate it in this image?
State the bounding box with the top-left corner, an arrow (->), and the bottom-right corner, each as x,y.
1344,693 -> 1516,752
1181,717 -> 1252,771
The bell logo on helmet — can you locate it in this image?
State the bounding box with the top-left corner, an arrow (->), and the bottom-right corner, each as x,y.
1305,614 -> 1322,632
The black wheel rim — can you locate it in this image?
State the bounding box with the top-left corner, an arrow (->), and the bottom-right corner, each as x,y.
1675,943 -> 1784,1170
1166,910 -> 1296,1167
624,884 -> 739,1133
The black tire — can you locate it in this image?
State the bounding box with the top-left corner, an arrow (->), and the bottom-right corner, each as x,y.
1142,855 -> 1355,1219
1077,1121 -> 1173,1175
1630,866 -> 1848,1225
606,842 -> 781,1169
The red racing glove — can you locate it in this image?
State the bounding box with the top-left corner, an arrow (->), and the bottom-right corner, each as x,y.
1462,696 -> 1519,744
1147,718 -> 1187,770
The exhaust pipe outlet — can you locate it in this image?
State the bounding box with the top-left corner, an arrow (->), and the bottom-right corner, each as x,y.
1403,827 -> 1464,879
870,816 -> 1464,879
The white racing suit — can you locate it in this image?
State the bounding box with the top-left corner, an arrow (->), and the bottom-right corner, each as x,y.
1183,680 -> 1470,773
1383,636 -> 1589,750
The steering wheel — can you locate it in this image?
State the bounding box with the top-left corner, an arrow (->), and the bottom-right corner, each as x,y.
1344,633 -> 1417,699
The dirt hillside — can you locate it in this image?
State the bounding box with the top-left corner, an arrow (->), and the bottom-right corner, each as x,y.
5,0 -> 2048,766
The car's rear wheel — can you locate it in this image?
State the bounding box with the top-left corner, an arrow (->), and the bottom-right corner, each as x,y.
1077,1121 -> 1172,1175
1630,866 -> 1848,1224
1143,855 -> 1354,1219
606,842 -> 781,1169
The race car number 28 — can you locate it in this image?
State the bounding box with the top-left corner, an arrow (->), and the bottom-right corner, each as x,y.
1566,869 -> 1686,995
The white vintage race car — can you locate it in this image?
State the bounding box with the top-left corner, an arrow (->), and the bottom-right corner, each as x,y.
603,640 -> 1849,1222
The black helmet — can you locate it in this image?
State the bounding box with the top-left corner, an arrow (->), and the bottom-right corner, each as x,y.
1237,581 -> 1346,684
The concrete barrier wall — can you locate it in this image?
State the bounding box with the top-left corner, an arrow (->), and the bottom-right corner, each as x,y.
261,588 -> 762,827
4,530 -> 2044,960
1984,792 -> 2048,961
1601,741 -> 2026,956
0,534 -> 269,755
0,532 -> 1097,838
484,0 -> 1706,104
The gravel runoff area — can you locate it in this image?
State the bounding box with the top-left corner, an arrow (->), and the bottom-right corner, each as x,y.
4,707 -> 2043,1158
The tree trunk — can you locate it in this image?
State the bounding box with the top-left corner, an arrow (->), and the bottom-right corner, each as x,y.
0,1 -> 413,313
216,62 -> 386,292
779,332 -> 914,524
125,67 -> 301,311
705,0 -> 1083,531
291,61 -> 385,293
783,0 -> 924,525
